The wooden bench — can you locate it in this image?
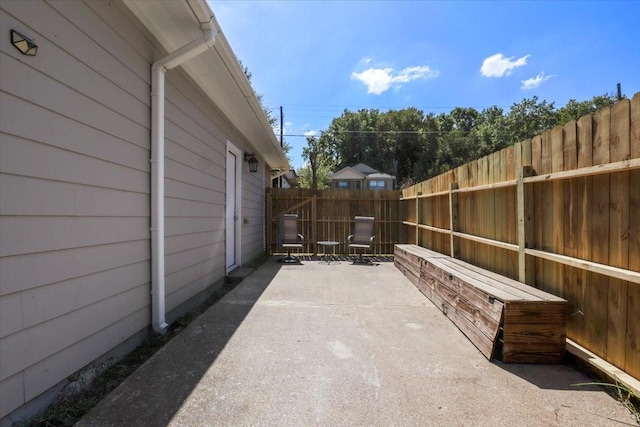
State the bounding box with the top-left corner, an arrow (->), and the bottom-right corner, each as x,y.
395,244 -> 568,363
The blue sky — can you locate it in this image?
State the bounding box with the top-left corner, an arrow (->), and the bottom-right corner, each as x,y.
208,1 -> 640,170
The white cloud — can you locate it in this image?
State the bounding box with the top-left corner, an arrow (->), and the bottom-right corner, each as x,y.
521,71 -> 554,90
351,65 -> 439,95
480,53 -> 530,78
304,130 -> 318,137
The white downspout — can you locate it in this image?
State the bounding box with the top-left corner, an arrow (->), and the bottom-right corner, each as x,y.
151,29 -> 216,333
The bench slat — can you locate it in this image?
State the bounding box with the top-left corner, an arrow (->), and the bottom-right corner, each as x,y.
434,258 -> 544,301
424,259 -> 531,302
447,258 -> 566,302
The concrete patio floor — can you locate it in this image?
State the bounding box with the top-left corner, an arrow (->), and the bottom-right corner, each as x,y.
78,256 -> 635,426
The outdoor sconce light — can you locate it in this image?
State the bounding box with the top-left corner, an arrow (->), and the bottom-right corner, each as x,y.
244,152 -> 259,173
11,30 -> 38,56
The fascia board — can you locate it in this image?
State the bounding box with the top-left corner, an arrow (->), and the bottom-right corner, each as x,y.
122,0 -> 289,171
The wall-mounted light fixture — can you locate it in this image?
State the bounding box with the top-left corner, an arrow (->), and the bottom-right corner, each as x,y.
244,152 -> 259,173
11,30 -> 38,56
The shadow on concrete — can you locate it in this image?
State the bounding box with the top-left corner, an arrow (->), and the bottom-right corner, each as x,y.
77,260 -> 283,426
494,360 -> 605,392
288,254 -> 394,264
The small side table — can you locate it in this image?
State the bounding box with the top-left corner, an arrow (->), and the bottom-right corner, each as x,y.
317,241 -> 340,264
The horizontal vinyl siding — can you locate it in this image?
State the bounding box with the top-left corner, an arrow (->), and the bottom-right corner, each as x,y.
0,216 -> 149,257
241,164 -> 266,261
0,0 -> 151,417
162,70 -> 227,311
0,373 -> 23,420
23,306 -> 149,401
0,284 -> 149,382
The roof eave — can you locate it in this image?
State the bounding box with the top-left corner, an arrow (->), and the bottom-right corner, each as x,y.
122,0 -> 289,171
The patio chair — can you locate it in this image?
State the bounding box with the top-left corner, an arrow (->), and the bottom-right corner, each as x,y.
278,213 -> 304,263
348,216 -> 375,264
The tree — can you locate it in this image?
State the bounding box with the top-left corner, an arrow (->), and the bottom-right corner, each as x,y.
556,93 -> 619,124
476,105 -> 507,155
504,96 -> 558,145
312,108 -> 438,186
300,134 -> 335,189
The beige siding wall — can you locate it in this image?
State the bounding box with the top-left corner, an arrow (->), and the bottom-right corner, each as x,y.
0,0 -> 266,419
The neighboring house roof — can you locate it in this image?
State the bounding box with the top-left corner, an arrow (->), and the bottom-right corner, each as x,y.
122,1 -> 289,172
330,163 -> 395,180
367,172 -> 395,179
330,167 -> 366,180
351,163 -> 378,175
282,170 -> 298,187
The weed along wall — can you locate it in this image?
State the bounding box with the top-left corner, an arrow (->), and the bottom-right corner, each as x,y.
401,93 -> 640,381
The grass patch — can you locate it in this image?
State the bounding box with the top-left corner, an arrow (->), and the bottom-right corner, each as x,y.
572,381 -> 639,424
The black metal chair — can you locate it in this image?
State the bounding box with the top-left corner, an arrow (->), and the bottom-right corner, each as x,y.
278,214 -> 304,263
348,216 -> 375,264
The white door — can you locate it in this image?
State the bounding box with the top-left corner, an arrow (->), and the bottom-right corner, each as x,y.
226,143 -> 242,272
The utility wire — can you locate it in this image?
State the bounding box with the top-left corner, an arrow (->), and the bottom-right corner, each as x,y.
280,129 -> 478,137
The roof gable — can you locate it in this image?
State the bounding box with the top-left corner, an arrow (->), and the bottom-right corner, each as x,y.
352,163 -> 378,175
330,167 -> 366,180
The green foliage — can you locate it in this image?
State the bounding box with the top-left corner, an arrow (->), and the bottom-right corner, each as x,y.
297,163 -> 332,189
556,92 -> 619,124
503,96 -> 558,145
302,92 -> 627,186
300,135 -> 334,189
241,59 -> 293,166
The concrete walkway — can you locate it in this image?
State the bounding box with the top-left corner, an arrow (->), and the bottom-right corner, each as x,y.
78,257 -> 635,426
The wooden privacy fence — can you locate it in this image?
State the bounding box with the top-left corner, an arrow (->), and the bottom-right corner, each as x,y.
266,188 -> 403,256
401,93 -> 640,380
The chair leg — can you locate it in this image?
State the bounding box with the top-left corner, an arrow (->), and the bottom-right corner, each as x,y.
279,248 -> 301,264
351,251 -> 372,264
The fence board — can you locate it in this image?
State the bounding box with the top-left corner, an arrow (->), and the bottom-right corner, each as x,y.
506,146 -> 518,279
587,107 -> 611,358
575,114 -> 593,347
530,136 -> 543,292
540,130 -> 554,296
632,93 -> 640,158
551,126 -> 565,299
628,166 -> 640,379
628,93 -> 640,379
607,100 -> 630,369
563,121 -> 580,339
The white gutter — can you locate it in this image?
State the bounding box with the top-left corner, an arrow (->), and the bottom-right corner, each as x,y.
151,28 -> 216,333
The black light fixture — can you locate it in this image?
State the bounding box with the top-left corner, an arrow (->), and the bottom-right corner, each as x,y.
244,152 -> 259,173
11,30 -> 38,56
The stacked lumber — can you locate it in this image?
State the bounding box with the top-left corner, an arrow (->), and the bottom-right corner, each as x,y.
395,244 -> 568,363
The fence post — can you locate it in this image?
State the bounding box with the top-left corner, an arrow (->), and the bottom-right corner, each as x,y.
517,166 -> 535,284
311,195 -> 317,254
416,192 -> 422,246
449,183 -> 459,258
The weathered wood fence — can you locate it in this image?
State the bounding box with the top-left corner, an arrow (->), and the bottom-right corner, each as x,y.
266,188 -> 402,256
401,93 -> 639,380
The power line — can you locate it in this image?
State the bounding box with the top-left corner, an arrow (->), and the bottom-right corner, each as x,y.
282,129 -> 476,138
